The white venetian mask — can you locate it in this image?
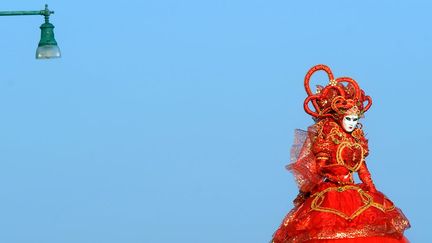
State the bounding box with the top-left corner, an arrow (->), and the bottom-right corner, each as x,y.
342,115 -> 359,133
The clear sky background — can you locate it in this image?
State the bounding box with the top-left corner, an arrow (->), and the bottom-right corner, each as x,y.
0,1 -> 430,242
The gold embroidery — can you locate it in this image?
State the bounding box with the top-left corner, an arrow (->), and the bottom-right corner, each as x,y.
336,141 -> 364,171
310,185 -> 372,220
315,120 -> 326,140
351,128 -> 363,141
310,185 -> 395,220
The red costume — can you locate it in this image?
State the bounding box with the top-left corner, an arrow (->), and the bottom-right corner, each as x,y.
272,65 -> 410,243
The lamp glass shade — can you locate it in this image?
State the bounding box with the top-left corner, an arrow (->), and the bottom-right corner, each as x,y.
36,45 -> 61,59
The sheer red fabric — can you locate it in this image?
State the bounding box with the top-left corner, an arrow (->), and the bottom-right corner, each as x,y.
287,128 -> 321,193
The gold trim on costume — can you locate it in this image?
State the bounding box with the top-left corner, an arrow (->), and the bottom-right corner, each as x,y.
310,185 -> 396,220
336,141 -> 364,172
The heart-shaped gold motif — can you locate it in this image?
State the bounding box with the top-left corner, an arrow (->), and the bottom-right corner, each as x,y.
336,141 -> 364,172
310,185 -> 373,220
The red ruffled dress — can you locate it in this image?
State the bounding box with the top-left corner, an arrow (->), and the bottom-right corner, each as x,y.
272,119 -> 410,243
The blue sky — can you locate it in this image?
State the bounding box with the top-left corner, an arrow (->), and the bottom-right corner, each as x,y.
0,1 -> 430,242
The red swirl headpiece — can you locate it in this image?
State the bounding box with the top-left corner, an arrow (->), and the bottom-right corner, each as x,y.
303,64 -> 372,119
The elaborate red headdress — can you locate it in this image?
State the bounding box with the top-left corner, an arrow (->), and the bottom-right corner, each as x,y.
303,64 -> 372,119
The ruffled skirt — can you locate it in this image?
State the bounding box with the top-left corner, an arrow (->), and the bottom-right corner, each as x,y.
272,182 -> 410,243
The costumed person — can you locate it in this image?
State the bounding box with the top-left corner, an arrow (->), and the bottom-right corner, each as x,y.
272,65 -> 410,243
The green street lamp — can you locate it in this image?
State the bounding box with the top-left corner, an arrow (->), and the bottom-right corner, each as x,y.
0,4 -> 61,59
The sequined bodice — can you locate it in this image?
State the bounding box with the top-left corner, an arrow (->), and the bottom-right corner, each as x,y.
326,124 -> 366,172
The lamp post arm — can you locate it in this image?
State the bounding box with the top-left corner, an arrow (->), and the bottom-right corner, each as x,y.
0,4 -> 54,17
